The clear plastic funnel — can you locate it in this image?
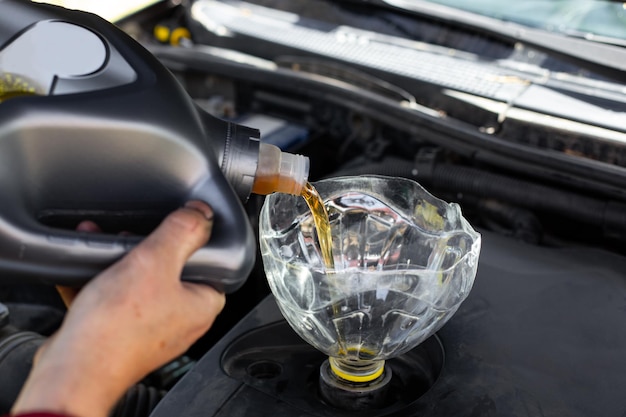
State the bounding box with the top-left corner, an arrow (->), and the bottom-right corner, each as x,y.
260,176 -> 481,382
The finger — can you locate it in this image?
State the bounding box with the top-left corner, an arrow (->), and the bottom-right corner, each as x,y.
181,282 -> 226,331
56,285 -> 80,308
130,201 -> 214,272
76,220 -> 102,233
58,221 -> 97,307
182,281 -> 226,311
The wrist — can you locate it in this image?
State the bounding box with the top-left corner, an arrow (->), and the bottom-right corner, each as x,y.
12,348 -> 129,417
12,368 -> 112,417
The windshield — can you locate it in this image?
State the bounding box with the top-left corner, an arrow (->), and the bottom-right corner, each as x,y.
423,0 -> 626,42
36,0 -> 626,42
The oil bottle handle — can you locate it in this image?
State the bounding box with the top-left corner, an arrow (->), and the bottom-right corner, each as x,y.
0,185 -> 255,294
0,213 -> 135,286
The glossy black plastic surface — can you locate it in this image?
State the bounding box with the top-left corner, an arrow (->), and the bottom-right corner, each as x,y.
152,230 -> 626,416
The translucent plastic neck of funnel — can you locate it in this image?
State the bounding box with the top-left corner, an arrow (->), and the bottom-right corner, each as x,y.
329,357 -> 385,384
251,142 -> 309,195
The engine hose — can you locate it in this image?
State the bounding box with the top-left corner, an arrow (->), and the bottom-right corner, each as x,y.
0,326 -> 45,414
110,384 -> 166,417
330,156 -> 626,239
476,199 -> 543,244
0,303 -> 7,328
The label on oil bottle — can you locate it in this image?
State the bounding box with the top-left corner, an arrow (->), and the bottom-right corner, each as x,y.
0,73 -> 42,103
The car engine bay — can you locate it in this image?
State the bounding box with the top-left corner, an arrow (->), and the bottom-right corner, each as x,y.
1,1 -> 626,416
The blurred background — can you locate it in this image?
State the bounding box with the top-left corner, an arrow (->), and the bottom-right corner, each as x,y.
33,0 -> 160,21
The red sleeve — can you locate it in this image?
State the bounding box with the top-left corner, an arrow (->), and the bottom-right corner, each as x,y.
3,413 -> 76,417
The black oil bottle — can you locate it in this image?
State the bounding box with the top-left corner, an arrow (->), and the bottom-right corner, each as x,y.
0,0 -> 308,292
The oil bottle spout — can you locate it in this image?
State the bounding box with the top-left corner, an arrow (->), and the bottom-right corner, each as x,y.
251,142 -> 309,196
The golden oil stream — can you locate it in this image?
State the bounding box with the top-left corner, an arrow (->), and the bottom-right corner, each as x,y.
301,182 -> 334,269
302,182 -> 385,383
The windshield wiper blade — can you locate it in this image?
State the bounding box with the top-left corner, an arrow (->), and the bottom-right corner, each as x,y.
560,30 -> 626,48
341,0 -> 626,81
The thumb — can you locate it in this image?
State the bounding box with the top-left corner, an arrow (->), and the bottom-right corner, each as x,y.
131,201 -> 214,274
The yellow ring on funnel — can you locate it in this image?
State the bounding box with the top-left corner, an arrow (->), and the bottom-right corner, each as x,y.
329,360 -> 384,383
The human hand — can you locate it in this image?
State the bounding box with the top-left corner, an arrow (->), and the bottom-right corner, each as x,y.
12,201 -> 225,417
